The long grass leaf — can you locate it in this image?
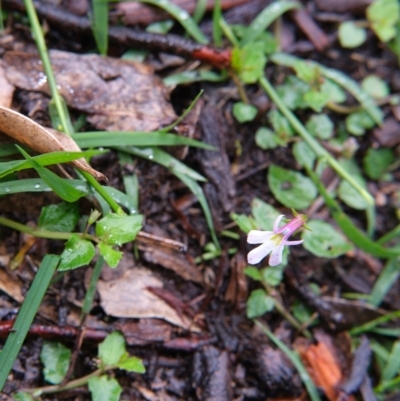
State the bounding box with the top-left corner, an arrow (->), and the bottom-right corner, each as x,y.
271,53 -> 383,125
17,146 -> 86,202
349,310 -> 400,336
0,255 -> 60,391
212,0 -> 222,46
91,0 -> 109,55
72,131 -> 215,150
119,146 -> 207,182
306,166 -> 400,258
174,170 -> 220,249
369,258 -> 400,306
381,341 -> 400,382
0,149 -> 106,179
132,0 -> 208,44
241,1 -> 300,46
255,320 -> 322,401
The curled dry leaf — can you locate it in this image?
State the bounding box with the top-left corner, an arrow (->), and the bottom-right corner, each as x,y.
0,106 -> 107,183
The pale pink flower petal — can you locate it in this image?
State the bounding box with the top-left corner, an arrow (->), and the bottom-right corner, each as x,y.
269,244 -> 285,266
273,215 -> 285,232
283,239 -> 304,246
247,240 -> 275,264
247,230 -> 273,244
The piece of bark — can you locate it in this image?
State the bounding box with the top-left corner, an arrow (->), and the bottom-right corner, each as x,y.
314,0 -> 373,14
3,50 -> 177,132
0,61 -> 14,108
197,105 -> 236,214
290,7 -> 329,52
192,346 -> 232,401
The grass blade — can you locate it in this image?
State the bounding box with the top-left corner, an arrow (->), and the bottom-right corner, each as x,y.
240,1 -> 300,46
72,131 -> 215,150
212,0 -> 222,47
132,0 -> 208,44
369,258 -> 400,306
0,255 -> 60,391
119,146 -> 207,182
0,149 -> 106,179
91,0 -> 109,55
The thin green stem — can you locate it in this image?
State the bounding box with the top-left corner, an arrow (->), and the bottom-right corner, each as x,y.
259,76 -> 374,206
0,216 -> 97,242
80,170 -> 121,213
23,0 -> 71,136
20,367 -> 113,395
261,281 -> 312,339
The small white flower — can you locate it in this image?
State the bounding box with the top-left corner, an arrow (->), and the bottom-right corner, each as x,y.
247,214 -> 306,266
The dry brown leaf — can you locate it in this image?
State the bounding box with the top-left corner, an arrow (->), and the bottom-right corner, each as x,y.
0,106 -> 107,182
3,50 -> 177,132
0,268 -> 23,303
97,267 -> 195,330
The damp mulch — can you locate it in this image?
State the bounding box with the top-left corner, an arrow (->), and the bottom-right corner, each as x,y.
0,0 -> 400,400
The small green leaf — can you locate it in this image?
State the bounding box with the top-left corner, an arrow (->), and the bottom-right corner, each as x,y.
98,332 -> 126,367
40,341 -> 71,384
292,141 -> 316,169
232,102 -> 258,123
230,213 -> 257,233
338,21 -> 367,48
38,202 -> 79,232
277,75 -> 309,110
268,165 -> 318,209
14,393 -> 35,401
98,241 -> 123,268
306,114 -> 334,139
255,127 -> 280,149
88,376 -> 122,401
261,266 -> 284,286
320,79 -> 347,103
117,354 -> 146,373
244,266 -> 262,281
146,20 -> 174,34
96,213 -> 143,246
231,42 -> 267,84
303,90 -> 330,112
302,220 -> 353,258
251,198 -> 280,231
361,75 -> 390,99
363,148 -> 395,180
268,109 -> 294,139
246,289 -> 274,318
58,234 -> 96,271
345,110 -> 375,136
367,0 -> 400,42
294,60 -> 318,85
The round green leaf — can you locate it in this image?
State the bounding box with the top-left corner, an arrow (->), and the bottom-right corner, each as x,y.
306,114 -> 334,139
261,266 -> 284,286
98,241 -> 123,268
98,332 -> 126,366
292,141 -> 316,169
40,341 -> 71,384
361,75 -> 389,99
363,147 -> 395,180
88,376 -> 122,401
345,110 -> 375,136
268,165 -> 318,209
246,289 -> 275,318
302,220 -> 353,258
255,127 -> 279,149
96,213 -> 143,246
117,355 -> 146,373
338,21 -> 367,48
38,202 -> 79,232
58,234 -> 95,271
232,102 -> 258,123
